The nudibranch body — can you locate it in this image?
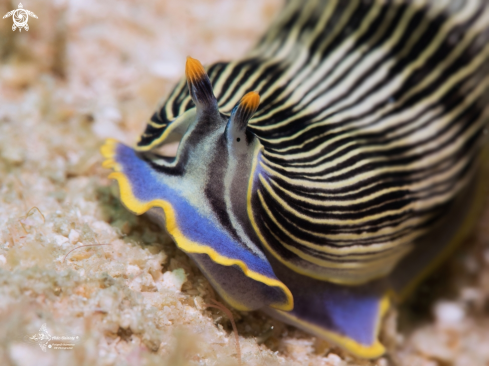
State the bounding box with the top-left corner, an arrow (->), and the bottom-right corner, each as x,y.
102,0 -> 489,358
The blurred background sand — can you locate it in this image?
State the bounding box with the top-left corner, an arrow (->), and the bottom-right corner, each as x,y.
1,1 -> 489,365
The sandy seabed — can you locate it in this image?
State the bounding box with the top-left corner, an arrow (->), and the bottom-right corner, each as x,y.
1,1 -> 489,365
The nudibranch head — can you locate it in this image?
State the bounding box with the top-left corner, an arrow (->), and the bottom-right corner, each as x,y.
168,57 -> 261,168
102,57 -> 294,315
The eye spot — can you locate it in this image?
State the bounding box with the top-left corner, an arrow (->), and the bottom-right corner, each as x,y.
236,138 -> 241,142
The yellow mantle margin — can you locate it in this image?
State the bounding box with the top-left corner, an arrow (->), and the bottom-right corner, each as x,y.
100,139 -> 294,312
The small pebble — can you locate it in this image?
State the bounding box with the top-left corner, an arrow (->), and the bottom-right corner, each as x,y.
54,234 -> 69,247
434,301 -> 465,326
158,268 -> 187,292
325,353 -> 343,366
68,229 -> 80,244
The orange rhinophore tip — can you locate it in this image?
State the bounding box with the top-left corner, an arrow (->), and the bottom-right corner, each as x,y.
240,91 -> 260,112
185,56 -> 217,109
229,91 -> 261,130
185,56 -> 206,83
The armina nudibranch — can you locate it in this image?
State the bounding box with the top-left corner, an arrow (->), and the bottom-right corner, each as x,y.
101,0 -> 489,358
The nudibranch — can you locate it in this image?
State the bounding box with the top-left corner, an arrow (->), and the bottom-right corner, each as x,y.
102,0 -> 489,358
